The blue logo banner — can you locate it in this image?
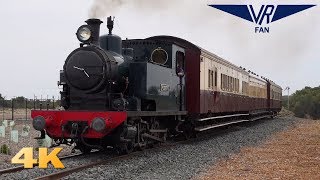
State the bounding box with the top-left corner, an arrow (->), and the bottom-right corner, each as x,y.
209,4 -> 316,33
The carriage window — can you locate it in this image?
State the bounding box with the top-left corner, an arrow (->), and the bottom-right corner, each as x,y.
221,74 -> 223,90
214,70 -> 217,87
151,47 -> 168,65
228,76 -> 231,91
176,51 -> 185,75
210,71 -> 214,88
208,70 -> 211,88
232,78 -> 234,92
208,69 -> 215,89
236,79 -> 239,92
224,75 -> 226,90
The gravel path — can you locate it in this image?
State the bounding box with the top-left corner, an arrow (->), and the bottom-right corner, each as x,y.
58,117 -> 300,180
198,119 -> 319,179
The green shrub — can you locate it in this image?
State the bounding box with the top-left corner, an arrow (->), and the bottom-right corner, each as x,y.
289,86 -> 320,119
0,144 -> 11,155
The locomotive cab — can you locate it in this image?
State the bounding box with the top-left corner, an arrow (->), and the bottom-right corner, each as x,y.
123,39 -> 186,111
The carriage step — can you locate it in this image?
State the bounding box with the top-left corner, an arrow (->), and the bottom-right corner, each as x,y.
197,113 -> 249,122
250,115 -> 271,121
195,115 -> 271,132
195,119 -> 250,132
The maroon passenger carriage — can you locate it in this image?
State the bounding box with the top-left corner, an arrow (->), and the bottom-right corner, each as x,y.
32,18 -> 282,154
147,36 -> 282,131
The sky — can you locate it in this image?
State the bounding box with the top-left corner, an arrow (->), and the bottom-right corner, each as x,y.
0,0 -> 319,99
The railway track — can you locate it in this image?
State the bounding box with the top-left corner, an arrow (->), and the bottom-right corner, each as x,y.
0,141 -> 177,179
1,116 -> 272,179
33,151 -> 141,180
33,140 -> 191,180
33,119 -> 265,180
0,151 -> 99,175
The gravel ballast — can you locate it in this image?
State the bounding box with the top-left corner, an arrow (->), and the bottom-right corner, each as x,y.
58,117 -> 300,180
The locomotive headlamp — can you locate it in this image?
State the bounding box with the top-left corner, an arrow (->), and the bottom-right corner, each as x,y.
33,116 -> 46,131
91,117 -> 106,132
76,25 -> 92,43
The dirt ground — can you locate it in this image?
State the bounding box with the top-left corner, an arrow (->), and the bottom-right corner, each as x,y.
198,119 -> 320,180
0,108 -> 32,120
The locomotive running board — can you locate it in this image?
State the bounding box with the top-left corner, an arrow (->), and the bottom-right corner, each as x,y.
195,119 -> 250,132
197,113 -> 249,122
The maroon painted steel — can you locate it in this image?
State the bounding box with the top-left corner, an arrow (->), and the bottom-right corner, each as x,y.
199,90 -> 270,114
185,49 -> 201,114
31,110 -> 127,139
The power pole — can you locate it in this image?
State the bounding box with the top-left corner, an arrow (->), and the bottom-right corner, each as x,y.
284,87 -> 290,110
2,96 -> 5,121
11,96 -> 17,120
25,99 -> 28,121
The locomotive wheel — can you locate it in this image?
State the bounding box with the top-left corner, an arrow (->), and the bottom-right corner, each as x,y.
138,142 -> 146,151
117,142 -> 134,155
137,121 -> 148,150
149,119 -> 160,148
148,118 -> 167,147
182,121 -> 196,140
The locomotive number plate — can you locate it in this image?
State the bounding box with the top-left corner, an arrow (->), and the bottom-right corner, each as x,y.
160,84 -> 170,92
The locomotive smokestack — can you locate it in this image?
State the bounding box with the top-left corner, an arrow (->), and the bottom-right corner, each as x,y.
107,16 -> 114,35
85,18 -> 103,45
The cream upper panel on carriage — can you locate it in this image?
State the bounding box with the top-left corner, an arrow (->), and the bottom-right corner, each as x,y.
200,48 -> 249,95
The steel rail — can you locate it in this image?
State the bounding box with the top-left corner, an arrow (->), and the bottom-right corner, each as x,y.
33,141 -> 185,180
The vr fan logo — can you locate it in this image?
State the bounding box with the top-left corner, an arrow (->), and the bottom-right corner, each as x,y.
209,5 -> 316,33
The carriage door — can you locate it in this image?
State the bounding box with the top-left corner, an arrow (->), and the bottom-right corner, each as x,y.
175,50 -> 185,111
267,82 -> 271,110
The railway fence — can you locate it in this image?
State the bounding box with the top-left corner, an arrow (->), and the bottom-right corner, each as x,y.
0,96 -> 57,155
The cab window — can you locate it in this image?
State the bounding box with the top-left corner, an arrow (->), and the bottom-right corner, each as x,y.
176,51 -> 185,75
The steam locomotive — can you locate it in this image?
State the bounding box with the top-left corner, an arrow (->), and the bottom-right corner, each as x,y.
31,17 -> 282,154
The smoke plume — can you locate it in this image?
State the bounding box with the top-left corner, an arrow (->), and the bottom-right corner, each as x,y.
89,0 -> 176,18
88,0 -> 319,91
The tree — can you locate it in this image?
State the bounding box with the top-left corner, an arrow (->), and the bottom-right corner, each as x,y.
0,93 -> 7,107
289,86 -> 320,119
